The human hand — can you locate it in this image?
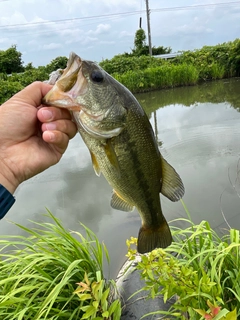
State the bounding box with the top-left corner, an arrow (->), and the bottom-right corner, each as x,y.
0,81 -> 77,194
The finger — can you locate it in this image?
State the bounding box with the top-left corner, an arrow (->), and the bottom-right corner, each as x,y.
37,106 -> 72,122
10,82 -> 53,108
41,119 -> 77,139
42,130 -> 69,154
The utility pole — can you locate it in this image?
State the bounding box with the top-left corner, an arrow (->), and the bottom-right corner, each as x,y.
145,0 -> 152,56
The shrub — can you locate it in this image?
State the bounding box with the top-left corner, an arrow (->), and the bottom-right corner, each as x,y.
126,201 -> 239,319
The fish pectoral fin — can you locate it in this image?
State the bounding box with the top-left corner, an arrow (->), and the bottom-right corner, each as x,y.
111,191 -> 134,212
103,140 -> 120,177
160,155 -> 185,202
90,151 -> 101,176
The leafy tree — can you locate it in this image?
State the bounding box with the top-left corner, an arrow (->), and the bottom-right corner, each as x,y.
132,28 -> 171,56
24,62 -> 34,71
45,56 -> 68,74
0,45 -> 24,74
134,28 -> 146,53
152,45 -> 171,55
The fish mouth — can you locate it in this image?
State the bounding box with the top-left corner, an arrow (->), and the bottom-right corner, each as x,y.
42,52 -> 110,125
42,52 -> 87,111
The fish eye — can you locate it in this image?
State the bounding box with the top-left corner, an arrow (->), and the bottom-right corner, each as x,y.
91,70 -> 104,83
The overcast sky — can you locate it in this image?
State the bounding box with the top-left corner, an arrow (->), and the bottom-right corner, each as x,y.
0,0 -> 240,67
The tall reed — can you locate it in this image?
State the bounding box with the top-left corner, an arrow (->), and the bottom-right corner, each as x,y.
113,63 -> 199,93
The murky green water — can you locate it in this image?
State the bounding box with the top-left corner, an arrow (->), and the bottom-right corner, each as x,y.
2,78 -> 240,278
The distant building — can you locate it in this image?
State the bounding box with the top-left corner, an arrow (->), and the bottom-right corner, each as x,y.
154,52 -> 182,60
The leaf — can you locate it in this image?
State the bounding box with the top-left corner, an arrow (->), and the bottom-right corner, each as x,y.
81,305 -> 97,319
194,308 -> 208,317
78,293 -> 92,301
92,300 -> 99,309
102,311 -> 109,317
224,309 -> 237,320
108,299 -> 121,316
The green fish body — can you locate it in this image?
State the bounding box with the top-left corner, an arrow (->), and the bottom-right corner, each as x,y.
43,52 -> 185,253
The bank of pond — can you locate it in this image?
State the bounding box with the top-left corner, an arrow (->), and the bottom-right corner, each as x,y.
1,38 -> 240,104
0,211 -> 238,319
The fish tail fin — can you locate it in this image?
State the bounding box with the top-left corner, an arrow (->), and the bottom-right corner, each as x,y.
137,221 -> 172,254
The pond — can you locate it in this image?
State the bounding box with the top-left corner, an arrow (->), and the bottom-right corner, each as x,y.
2,78 -> 240,278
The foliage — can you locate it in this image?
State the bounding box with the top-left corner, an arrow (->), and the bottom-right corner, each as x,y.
45,56 -> 68,74
99,55 -> 165,75
0,80 -> 24,104
0,68 -> 49,104
0,211 -> 121,319
174,39 -> 240,79
152,45 -> 172,56
113,63 -> 199,93
74,271 -> 121,319
0,45 -> 24,74
134,28 -> 146,53
127,211 -> 240,319
228,38 -> 240,76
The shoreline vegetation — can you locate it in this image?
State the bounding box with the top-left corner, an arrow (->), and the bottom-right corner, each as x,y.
0,210 -> 239,319
0,38 -> 240,104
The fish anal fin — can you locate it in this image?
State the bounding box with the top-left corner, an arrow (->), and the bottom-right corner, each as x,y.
111,191 -> 134,212
90,151 -> 101,176
104,140 -> 120,177
160,155 -> 185,202
137,220 -> 172,254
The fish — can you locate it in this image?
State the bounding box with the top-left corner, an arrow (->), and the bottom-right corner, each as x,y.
42,52 -> 185,254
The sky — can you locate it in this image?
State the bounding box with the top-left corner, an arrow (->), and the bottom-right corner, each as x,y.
0,0 -> 240,67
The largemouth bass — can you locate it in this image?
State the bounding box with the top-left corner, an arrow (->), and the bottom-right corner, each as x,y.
42,52 -> 184,254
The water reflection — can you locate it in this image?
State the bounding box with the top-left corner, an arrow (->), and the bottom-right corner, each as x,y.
136,78 -> 240,115
136,79 -> 240,239
2,79 -> 240,278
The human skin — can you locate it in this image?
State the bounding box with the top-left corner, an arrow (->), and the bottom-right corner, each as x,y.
0,81 -> 77,194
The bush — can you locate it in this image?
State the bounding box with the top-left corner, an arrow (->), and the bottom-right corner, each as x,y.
0,80 -> 24,104
127,201 -> 239,319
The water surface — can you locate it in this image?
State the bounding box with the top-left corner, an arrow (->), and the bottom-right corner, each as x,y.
2,78 -> 240,278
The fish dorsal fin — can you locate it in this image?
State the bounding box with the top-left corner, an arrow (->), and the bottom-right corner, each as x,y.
103,140 -> 120,177
111,191 -> 134,212
90,151 -> 101,176
160,155 -> 185,202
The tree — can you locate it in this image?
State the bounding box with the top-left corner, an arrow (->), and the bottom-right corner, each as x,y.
24,62 -> 34,71
132,28 -> 171,57
0,45 -> 24,74
134,28 -> 146,53
45,56 -> 68,73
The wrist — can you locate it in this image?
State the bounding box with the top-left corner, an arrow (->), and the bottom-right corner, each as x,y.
0,159 -> 19,194
0,172 -> 17,194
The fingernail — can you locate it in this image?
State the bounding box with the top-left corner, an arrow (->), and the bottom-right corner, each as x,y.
46,123 -> 56,130
42,109 -> 53,120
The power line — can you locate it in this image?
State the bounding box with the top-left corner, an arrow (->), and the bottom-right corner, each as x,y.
0,1 -> 239,31
152,1 -> 240,12
0,11 -> 143,30
1,14 -> 137,39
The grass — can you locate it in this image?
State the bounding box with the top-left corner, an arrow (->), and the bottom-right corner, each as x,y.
0,210 -> 118,319
113,63 -> 199,93
126,200 -> 240,319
